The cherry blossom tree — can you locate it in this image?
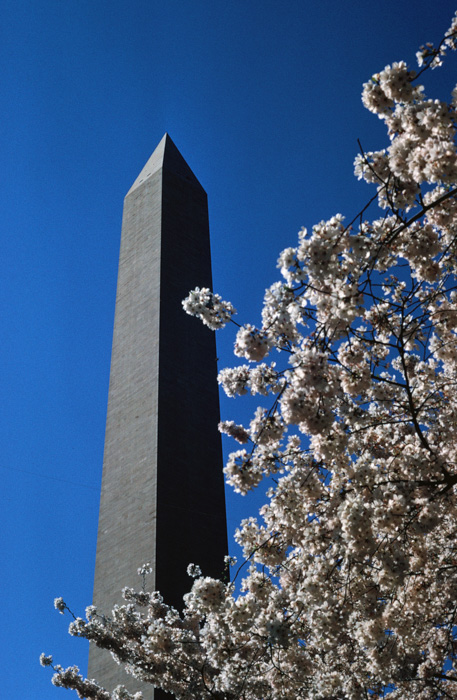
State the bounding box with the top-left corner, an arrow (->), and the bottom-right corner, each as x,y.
43,12 -> 457,699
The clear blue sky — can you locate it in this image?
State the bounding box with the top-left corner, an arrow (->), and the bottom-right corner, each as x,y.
2,1 -> 456,697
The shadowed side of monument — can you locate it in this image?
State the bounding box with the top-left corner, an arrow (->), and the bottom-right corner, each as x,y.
88,135 -> 228,699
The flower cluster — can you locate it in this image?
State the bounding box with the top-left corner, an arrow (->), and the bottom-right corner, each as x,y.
54,597 -> 66,614
182,287 -> 236,329
218,419 -> 249,443
45,12 -> 457,700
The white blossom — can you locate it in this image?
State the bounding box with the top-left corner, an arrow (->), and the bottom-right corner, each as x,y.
137,563 -> 152,576
40,653 -> 53,667
218,419 -> 249,443
234,324 -> 273,362
54,597 -> 65,614
182,287 -> 236,329
186,563 -> 202,578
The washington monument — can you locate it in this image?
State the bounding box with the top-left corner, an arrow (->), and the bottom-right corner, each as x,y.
88,135 -> 228,698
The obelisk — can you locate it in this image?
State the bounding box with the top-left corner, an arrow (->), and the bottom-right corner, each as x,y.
88,135 -> 228,698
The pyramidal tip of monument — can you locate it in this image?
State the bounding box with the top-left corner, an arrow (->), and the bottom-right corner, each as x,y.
126,134 -> 203,196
